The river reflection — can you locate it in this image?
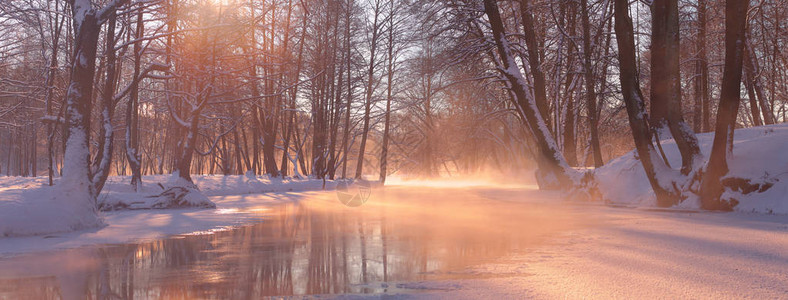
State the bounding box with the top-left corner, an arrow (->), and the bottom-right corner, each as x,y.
0,186 -> 585,299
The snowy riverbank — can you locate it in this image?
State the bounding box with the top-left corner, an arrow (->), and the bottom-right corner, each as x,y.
595,123 -> 788,214
0,190 -> 319,256
0,174 -> 337,241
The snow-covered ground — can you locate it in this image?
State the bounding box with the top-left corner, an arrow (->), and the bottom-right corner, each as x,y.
0,174 -> 336,250
595,123 -> 788,214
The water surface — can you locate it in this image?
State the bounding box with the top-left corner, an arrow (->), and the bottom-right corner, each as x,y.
0,186 -> 588,299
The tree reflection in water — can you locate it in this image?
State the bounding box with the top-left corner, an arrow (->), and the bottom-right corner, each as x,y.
0,187 -> 585,299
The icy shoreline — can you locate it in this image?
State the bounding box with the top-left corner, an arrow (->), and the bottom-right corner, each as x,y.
0,191 -> 321,256
0,174 -> 336,253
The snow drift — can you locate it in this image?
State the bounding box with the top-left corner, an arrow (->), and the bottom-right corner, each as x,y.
0,185 -> 103,237
594,123 -> 788,214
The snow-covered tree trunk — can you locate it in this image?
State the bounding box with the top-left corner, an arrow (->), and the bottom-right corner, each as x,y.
483,0 -> 576,190
62,1 -> 100,202
59,0 -> 126,227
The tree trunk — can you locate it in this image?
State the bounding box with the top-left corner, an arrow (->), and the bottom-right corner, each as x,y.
233,129 -> 244,175
59,0 -> 120,223
340,0 -> 353,178
355,0 -> 382,179
651,0 -> 701,175
125,6 -> 144,192
519,0 -> 551,127
279,0 -> 302,178
380,3 -> 396,184
743,50 -> 763,126
327,7 -> 343,180
699,0 -> 749,211
44,0 -> 63,186
649,1 -> 669,127
561,1 -> 578,167
694,0 -> 711,133
175,110 -> 200,183
580,0 -> 604,167
483,0 -> 574,189
743,42 -> 775,125
614,0 -> 680,206
255,2 -> 280,178
92,11 -> 118,194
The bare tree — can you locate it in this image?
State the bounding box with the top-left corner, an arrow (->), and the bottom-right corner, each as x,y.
57,0 -> 128,219
355,0 -> 385,179
482,0 -> 575,189
580,0 -> 603,167
613,0 -> 681,206
699,0 -> 750,211
650,0 -> 701,175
